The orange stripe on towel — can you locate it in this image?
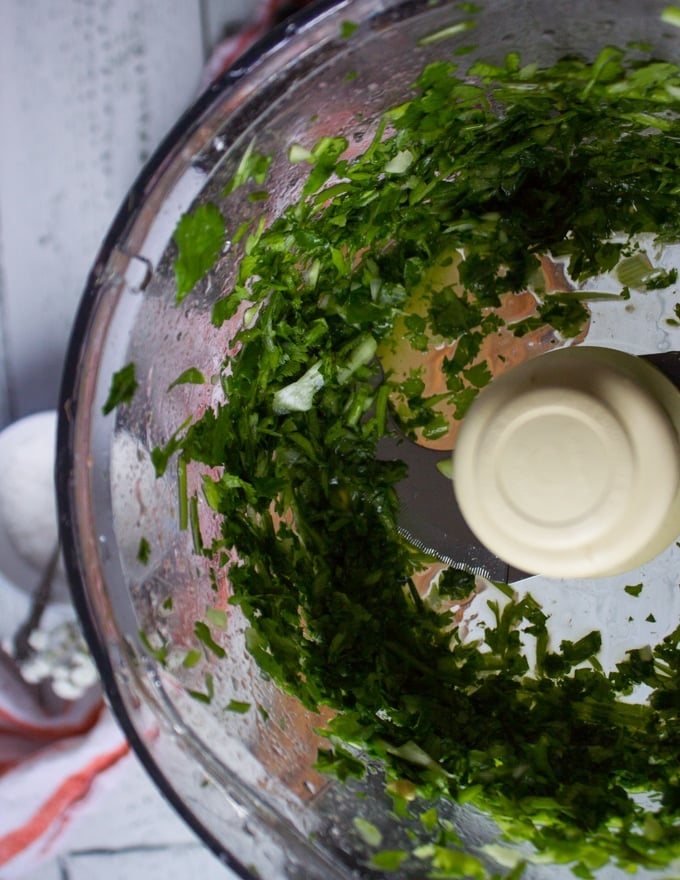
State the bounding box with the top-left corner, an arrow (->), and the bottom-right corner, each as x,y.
0,738 -> 130,865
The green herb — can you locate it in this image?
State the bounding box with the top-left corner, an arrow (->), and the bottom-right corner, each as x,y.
168,367 -> 206,391
247,190 -> 269,204
193,620 -> 226,659
353,816 -> 383,847
137,537 -> 151,565
435,458 -> 453,479
437,567 -> 476,600
661,6 -> 680,27
625,583 -> 644,597
183,649 -> 202,668
205,607 -> 228,629
413,845 -> 488,879
511,293 -> 591,339
417,19 -> 477,46
161,44 -> 680,878
223,139 -> 272,195
173,203 -> 225,304
187,672 -> 214,704
369,850 -> 408,872
314,746 -> 366,782
177,455 -> 188,531
288,143 -> 313,164
189,492 -> 203,554
645,267 -> 677,289
340,20 -> 358,39
139,630 -> 168,665
102,362 -> 137,414
150,417 -> 191,478
419,807 -> 439,834
616,252 -> 654,288
225,699 -> 251,714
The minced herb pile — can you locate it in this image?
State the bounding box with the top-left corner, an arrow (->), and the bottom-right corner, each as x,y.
117,35 -> 680,879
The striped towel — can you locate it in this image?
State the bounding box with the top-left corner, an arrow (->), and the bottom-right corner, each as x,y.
0,661 -> 130,879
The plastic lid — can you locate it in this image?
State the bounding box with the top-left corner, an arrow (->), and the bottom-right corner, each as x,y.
452,346 -> 680,578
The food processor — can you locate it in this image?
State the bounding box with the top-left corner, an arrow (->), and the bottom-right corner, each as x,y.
57,1 -> 680,877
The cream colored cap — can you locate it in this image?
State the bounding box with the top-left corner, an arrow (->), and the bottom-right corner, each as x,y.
452,346 -> 680,578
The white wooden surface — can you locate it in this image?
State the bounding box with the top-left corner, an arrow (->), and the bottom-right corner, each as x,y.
0,0 -> 254,424
0,1 -> 256,877
19,756 -> 233,880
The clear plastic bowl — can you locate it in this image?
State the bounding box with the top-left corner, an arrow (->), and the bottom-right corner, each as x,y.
57,1 -> 680,877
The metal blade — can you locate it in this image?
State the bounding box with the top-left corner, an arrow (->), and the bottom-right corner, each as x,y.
640,351 -> 680,386
376,431 -> 511,581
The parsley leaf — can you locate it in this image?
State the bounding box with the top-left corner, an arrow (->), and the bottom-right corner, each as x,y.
102,362 -> 137,414
137,537 -> 151,565
193,620 -> 226,659
225,699 -> 251,714
173,203 -> 225,304
340,20 -> 358,39
167,367 -> 206,391
223,139 -> 273,195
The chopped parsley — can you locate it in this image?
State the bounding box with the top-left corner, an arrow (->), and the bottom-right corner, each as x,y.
370,850 -> 408,872
167,367 -> 206,391
187,671 -> 215,704
662,6 -> 680,27
144,43 -> 680,878
139,629 -> 168,665
137,536 -> 151,565
224,699 -> 251,714
205,607 -> 228,629
222,139 -> 272,196
172,203 -> 225,304
417,19 -> 478,46
102,362 -> 137,414
193,620 -> 226,659
340,20 -> 359,39
353,816 -> 383,848
182,649 -> 202,669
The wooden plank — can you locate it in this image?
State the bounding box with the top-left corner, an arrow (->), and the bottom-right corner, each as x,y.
0,0 -> 205,420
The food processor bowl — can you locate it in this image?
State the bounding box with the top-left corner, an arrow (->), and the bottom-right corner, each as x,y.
58,1 -> 680,878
